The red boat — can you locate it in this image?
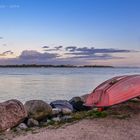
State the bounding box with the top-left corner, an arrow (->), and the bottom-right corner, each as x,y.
85,75 -> 140,108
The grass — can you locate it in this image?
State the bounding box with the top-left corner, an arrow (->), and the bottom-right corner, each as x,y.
35,109 -> 109,129
72,110 -> 108,120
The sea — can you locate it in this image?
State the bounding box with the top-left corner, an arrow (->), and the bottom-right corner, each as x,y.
0,67 -> 140,103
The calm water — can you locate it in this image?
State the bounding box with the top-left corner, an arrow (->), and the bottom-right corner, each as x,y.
0,67 -> 140,103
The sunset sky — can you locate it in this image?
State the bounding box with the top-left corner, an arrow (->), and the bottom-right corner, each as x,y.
0,0 -> 140,66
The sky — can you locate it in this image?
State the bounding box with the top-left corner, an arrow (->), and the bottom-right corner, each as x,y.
0,0 -> 140,66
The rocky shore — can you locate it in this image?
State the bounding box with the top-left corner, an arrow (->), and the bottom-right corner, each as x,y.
0,94 -> 90,132
0,95 -> 140,140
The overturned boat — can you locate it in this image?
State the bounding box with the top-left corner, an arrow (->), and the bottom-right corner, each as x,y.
85,75 -> 140,108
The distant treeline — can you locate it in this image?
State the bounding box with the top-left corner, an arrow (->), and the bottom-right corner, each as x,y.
0,64 -> 114,68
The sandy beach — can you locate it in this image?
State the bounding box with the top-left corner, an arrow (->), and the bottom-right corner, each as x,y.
14,114 -> 140,140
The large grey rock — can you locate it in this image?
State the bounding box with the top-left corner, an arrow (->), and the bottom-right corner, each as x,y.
69,96 -> 90,111
24,100 -> 52,121
50,100 -> 74,111
70,96 -> 82,102
80,94 -> 89,102
0,99 -> 27,132
27,118 -> 39,127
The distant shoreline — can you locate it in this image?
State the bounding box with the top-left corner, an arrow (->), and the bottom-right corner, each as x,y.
0,65 -> 139,68
0,64 -> 114,68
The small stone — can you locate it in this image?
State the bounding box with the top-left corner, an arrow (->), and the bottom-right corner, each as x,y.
46,119 -> 55,125
18,123 -> 28,130
62,108 -> 72,115
27,118 -> 39,127
15,127 -> 21,132
52,108 -> 62,116
52,117 -> 61,122
93,108 -> 98,111
61,115 -> 72,121
47,119 -> 52,123
6,128 -> 11,132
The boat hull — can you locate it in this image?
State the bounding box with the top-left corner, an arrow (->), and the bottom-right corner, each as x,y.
85,75 -> 140,107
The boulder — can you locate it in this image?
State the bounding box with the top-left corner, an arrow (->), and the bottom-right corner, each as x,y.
24,100 -> 52,121
69,96 -> 90,111
0,99 -> 27,132
27,118 -> 39,127
80,94 -> 89,102
70,96 -> 82,102
50,100 -> 74,111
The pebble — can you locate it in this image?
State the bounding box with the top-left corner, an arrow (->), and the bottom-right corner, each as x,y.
52,117 -> 61,122
52,108 -> 62,116
62,108 -> 72,115
61,115 -> 72,121
6,128 -> 11,132
17,123 -> 28,130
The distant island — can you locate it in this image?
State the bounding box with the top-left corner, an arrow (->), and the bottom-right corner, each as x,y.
0,64 -> 114,68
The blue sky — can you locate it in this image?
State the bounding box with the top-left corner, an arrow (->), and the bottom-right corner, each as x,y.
0,0 -> 140,66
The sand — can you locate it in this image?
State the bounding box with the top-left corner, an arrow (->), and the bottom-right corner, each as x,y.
13,114 -> 140,140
